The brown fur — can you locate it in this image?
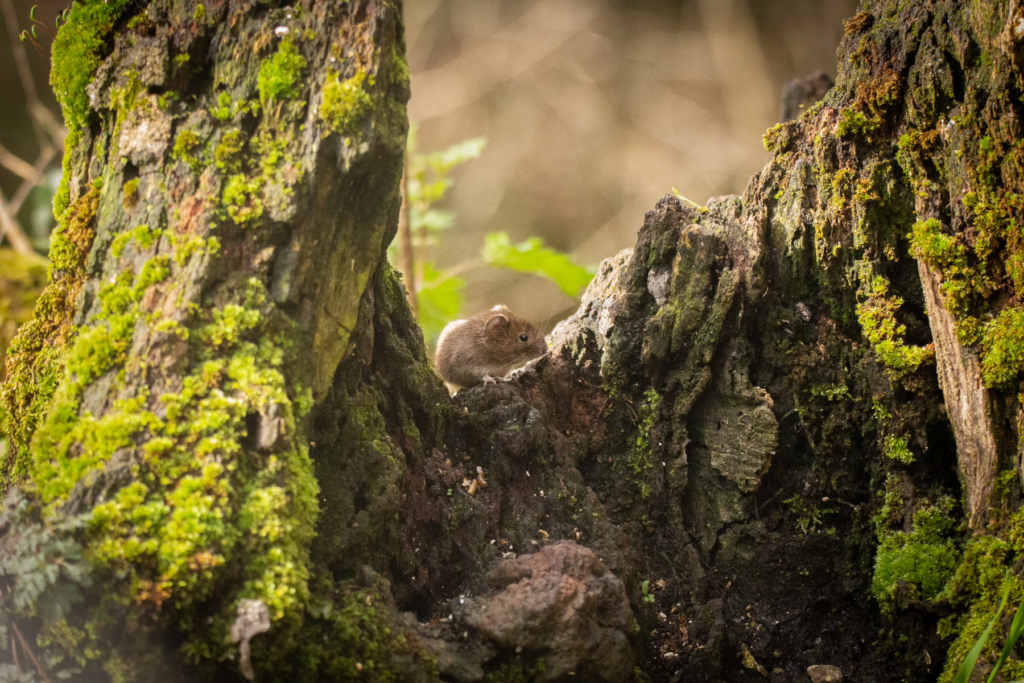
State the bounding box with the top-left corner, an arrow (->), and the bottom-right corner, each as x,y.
434,305 -> 547,392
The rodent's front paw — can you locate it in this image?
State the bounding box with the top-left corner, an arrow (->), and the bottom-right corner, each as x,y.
481,374 -> 497,385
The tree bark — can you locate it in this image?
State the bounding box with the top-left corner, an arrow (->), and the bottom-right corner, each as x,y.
4,0 -> 1024,682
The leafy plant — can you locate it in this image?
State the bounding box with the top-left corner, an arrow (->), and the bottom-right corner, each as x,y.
951,572 -> 1024,683
0,489 -> 92,629
391,127 -> 596,344
640,580 -> 655,604
482,233 -> 595,298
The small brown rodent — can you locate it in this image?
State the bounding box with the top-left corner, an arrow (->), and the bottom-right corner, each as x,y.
434,305 -> 547,393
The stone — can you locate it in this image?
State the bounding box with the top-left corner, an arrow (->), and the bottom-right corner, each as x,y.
454,541 -> 633,682
807,664 -> 844,683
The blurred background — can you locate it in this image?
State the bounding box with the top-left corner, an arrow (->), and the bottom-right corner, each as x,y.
0,0 -> 859,344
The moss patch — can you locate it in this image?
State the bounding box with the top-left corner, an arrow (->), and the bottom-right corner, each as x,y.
257,36 -> 307,106
319,69 -> 373,137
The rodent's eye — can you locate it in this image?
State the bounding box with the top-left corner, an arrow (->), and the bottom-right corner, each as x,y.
519,333 -> 529,342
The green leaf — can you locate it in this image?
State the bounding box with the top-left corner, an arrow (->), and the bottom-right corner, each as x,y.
954,575 -> 1011,683
418,264 -> 465,344
422,138 -> 486,176
410,209 -> 455,235
482,232 -> 595,297
987,584 -> 1024,683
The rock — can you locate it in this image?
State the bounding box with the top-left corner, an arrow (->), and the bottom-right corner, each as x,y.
118,96 -> 172,166
454,541 -> 634,682
807,664 -> 844,683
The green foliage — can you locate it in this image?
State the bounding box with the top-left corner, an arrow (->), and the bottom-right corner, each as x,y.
872,496 -> 960,613
257,36 -> 307,106
0,489 -> 92,627
388,131 -> 485,342
405,132 -> 485,248
948,573 -> 1024,683
391,129 -> 595,344
640,580 -> 655,604
784,494 -> 837,535
417,264 -> 465,343
482,233 -> 596,298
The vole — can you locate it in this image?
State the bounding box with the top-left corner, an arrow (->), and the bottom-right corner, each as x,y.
434,305 -> 548,394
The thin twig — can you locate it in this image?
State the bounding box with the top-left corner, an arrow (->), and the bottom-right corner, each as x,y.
398,155 -> 418,315
0,188 -> 35,254
9,144 -> 56,215
11,632 -> 20,673
0,141 -> 43,183
11,619 -> 53,683
0,0 -> 47,151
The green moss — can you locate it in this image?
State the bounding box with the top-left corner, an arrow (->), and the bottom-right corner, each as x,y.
482,658 -> 547,683
193,3 -> 206,21
763,122 -> 790,153
211,92 -> 232,121
257,36 -> 307,106
215,130 -> 245,173
109,69 -> 144,127
121,178 -> 139,209
2,184 -> 101,486
223,174 -> 265,225
882,434 -> 914,464
837,108 -> 880,140
111,224 -> 160,259
872,496 -> 960,613
391,45 -> 410,87
319,69 -> 373,137
49,0 -> 132,136
627,388 -> 661,499
784,494 -> 837,535
172,129 -> 204,173
856,275 -> 934,381
280,578 -> 438,682
980,308 -> 1024,389
938,532 -> 1024,682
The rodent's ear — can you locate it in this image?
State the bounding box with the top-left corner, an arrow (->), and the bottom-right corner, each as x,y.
484,314 -> 510,338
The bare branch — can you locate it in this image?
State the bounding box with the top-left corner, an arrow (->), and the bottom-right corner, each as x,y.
0,141 -> 43,183
0,188 -> 35,255
11,619 -> 53,683
8,143 -> 56,215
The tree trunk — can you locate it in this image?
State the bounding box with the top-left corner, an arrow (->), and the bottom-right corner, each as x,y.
4,0 -> 1024,682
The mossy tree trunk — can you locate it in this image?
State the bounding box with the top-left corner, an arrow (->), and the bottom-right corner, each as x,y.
5,0 -> 1024,682
0,0 -> 415,679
